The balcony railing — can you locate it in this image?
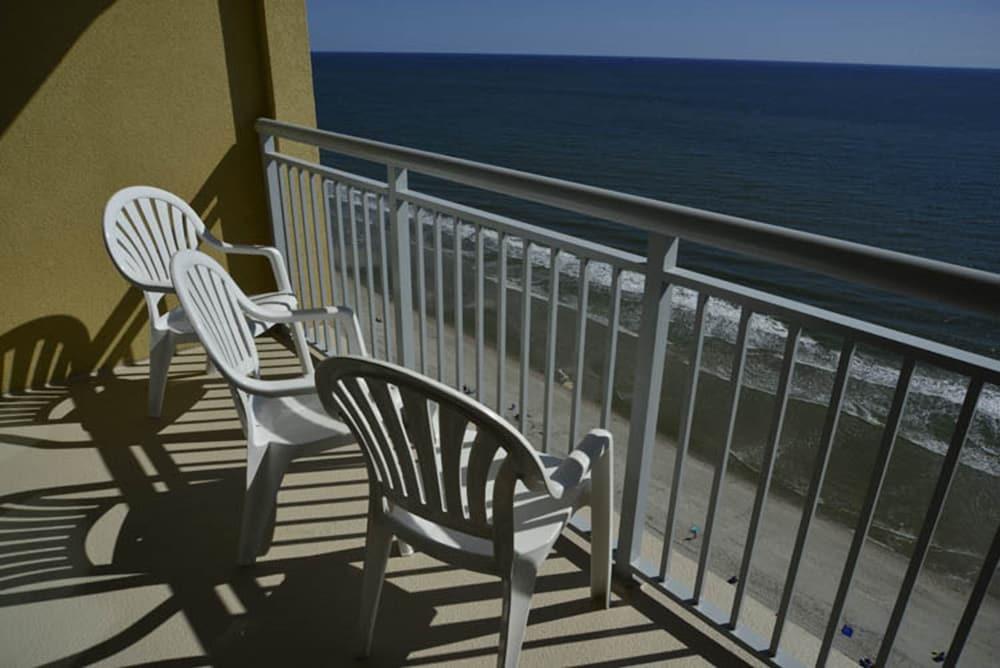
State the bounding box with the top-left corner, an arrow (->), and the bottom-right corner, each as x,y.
256,117 -> 1000,668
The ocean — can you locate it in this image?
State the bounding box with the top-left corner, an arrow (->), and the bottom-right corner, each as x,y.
311,53 -> 1000,578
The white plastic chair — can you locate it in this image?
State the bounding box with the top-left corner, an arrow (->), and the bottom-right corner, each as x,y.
103,185 -> 314,417
315,356 -> 613,668
170,249 -> 367,564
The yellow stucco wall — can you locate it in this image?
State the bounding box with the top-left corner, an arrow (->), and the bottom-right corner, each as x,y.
0,0 -> 317,393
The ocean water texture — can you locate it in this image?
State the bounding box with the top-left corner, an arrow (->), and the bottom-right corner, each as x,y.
312,53 -> 1000,357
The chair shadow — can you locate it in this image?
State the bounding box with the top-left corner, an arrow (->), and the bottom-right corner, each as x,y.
0,478 -> 431,667
0,341 -> 744,666
0,374 -> 432,666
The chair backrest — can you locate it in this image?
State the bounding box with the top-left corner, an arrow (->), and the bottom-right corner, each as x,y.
315,356 -> 551,543
103,186 -> 206,292
170,250 -> 260,382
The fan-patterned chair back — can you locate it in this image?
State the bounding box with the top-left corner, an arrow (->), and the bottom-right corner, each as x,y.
169,250 -> 261,382
103,186 -> 206,292
316,356 -> 550,544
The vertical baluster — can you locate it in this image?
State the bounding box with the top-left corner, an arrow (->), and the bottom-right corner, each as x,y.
519,240 -> 533,435
770,339 -> 856,655
322,180 -> 342,352
286,167 -> 305,314
308,172 -> 330,352
875,376 -> 984,668
298,168 -> 318,343
475,224 -> 485,401
730,324 -> 800,627
323,179 -> 347,355
615,234 -> 677,580
349,188 -> 363,324
541,248 -> 562,453
363,193 -> 378,354
944,521 -> 1000,667
660,292 -> 709,579
280,166 -> 296,299
454,219 -> 464,390
285,167 -> 315,368
378,194 -> 393,362
600,267 -> 622,429
434,213 -> 445,382
387,166 -> 414,368
334,184 -> 351,315
276,164 -> 294,284
259,134 -> 289,288
817,358 -> 915,666
569,258 -> 590,448
415,206 -> 428,374
693,307 -> 751,603
496,232 -> 508,414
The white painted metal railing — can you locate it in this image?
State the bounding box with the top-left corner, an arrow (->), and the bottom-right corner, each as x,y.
257,118 -> 999,668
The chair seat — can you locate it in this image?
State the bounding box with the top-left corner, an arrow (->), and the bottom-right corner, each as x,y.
387,451 -> 581,566
162,291 -> 298,336
251,391 -> 355,447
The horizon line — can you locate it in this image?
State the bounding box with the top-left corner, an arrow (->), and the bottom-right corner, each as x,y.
310,50 -> 1000,72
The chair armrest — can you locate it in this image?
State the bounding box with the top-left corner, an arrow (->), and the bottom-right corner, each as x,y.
201,232 -> 293,293
233,374 -> 317,398
241,303 -> 368,357
546,429 -> 613,499
252,305 -> 349,324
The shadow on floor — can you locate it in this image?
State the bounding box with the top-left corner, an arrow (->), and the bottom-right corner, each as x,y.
0,342 -> 747,666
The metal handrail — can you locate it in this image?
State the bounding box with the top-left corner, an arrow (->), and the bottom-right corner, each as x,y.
400,188 -> 647,271
257,117 -> 1000,316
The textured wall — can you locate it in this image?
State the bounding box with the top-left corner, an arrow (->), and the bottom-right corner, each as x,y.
0,0 -> 317,392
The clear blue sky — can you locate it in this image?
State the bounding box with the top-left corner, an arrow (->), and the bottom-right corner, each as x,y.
306,0 -> 1000,69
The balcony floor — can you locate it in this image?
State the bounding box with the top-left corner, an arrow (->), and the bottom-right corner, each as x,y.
0,339 -> 757,667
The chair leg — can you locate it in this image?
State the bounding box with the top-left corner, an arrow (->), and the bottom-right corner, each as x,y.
147,331 -> 174,418
358,508 -> 393,658
498,558 -> 538,668
238,443 -> 287,565
590,445 -> 613,609
289,322 -> 314,375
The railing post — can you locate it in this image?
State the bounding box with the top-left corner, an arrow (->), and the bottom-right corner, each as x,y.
388,165 -> 416,368
614,233 -> 678,581
259,133 -> 287,266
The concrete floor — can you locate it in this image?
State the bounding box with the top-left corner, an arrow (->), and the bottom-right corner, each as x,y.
0,339 -> 760,667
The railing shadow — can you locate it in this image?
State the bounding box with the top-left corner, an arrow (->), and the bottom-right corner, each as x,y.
0,358 -> 431,665
0,340 -> 745,665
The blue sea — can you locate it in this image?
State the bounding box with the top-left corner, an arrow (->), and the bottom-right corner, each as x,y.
313,53 -> 1000,353
311,53 -> 1000,573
